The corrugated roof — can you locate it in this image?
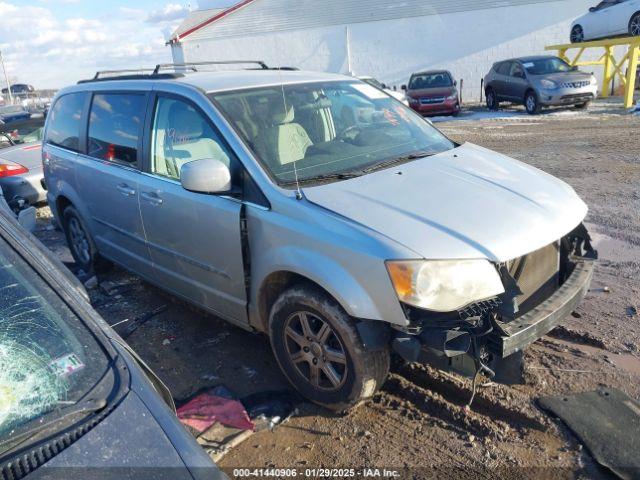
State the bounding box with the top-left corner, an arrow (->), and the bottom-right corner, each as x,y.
177,0 -> 576,42
172,8 -> 225,38
169,0 -> 257,42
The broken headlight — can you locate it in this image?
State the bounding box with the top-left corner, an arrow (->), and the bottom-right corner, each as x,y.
386,259 -> 505,312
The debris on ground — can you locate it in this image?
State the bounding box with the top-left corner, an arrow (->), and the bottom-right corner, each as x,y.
177,388 -> 254,433
539,388 -> 640,479
627,306 -> 638,318
83,276 -> 98,290
116,304 -> 168,339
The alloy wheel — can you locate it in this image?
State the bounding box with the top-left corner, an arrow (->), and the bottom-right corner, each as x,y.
631,14 -> 640,36
526,94 -> 537,113
486,90 -> 495,109
68,217 -> 91,265
571,26 -> 584,43
283,311 -> 348,391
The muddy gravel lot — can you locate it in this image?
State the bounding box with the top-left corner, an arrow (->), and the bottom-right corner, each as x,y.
33,102 -> 640,479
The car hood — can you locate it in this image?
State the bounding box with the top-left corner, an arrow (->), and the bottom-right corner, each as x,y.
304,143 -> 587,262
408,87 -> 454,98
0,141 -> 42,171
32,392 -> 196,480
532,72 -> 592,83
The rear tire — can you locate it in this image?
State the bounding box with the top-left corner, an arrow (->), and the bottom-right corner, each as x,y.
630,12 -> 640,37
525,90 -> 541,115
62,205 -> 108,277
570,25 -> 584,43
486,88 -> 499,110
269,285 -> 390,411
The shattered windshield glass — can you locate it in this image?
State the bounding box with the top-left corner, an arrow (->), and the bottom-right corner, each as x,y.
211,81 -> 454,186
0,242 -> 110,444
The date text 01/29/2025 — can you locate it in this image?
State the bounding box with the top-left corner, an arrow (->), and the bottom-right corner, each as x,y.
232,468 -> 401,477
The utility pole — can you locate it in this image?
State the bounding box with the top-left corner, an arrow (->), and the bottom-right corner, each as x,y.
0,50 -> 13,105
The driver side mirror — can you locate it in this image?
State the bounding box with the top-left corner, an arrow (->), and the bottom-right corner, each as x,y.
180,158 -> 231,194
401,85 -> 407,91
589,6 -> 596,12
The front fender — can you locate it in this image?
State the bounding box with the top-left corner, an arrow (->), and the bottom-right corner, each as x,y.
251,245 -> 408,329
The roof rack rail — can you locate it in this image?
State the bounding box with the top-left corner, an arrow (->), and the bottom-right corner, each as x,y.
77,69 -> 184,84
152,60 -> 269,74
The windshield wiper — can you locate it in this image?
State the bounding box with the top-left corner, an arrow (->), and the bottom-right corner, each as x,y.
361,151 -> 434,174
281,171 -> 363,187
0,397 -> 108,456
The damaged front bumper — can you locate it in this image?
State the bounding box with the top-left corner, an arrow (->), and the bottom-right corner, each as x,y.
490,257 -> 593,358
389,225 -> 596,384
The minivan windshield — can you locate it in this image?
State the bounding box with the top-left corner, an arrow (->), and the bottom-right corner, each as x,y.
523,57 -> 573,75
0,239 -> 110,450
211,81 -> 455,186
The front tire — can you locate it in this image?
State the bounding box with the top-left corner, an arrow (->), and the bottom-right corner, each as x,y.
269,286 -> 390,411
525,90 -> 541,115
575,101 -> 590,110
630,12 -> 640,37
570,25 -> 584,43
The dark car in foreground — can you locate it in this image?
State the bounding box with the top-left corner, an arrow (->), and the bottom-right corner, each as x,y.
484,55 -> 598,114
0,209 -> 222,480
403,70 -> 460,116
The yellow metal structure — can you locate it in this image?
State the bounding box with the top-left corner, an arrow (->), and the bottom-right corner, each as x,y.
546,36 -> 640,108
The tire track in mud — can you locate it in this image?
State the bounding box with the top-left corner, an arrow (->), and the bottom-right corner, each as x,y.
365,399 -> 496,479
376,364 -> 548,440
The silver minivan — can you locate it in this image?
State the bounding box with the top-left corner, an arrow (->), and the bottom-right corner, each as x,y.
44,64 -> 596,411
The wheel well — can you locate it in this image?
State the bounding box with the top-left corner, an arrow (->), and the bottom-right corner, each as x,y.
524,88 -> 536,101
630,11 -> 640,25
572,24 -> 582,31
257,271 -> 339,333
55,195 -> 72,220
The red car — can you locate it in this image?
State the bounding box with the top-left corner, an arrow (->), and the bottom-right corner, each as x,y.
403,70 -> 460,116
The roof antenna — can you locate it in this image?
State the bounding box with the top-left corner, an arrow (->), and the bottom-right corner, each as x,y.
277,58 -> 302,200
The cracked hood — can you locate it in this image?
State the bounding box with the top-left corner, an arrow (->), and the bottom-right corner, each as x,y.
304,143 -> 587,262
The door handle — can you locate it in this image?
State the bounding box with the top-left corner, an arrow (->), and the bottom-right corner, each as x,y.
141,191 -> 163,206
116,184 -> 136,197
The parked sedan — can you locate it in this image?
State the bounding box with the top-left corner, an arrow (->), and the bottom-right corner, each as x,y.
359,76 -> 409,105
484,56 -> 598,114
0,208 -> 223,480
0,141 -> 46,205
571,0 -> 640,42
0,105 -> 31,124
402,70 -> 460,116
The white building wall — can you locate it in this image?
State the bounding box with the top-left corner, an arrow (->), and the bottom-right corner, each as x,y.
176,0 -> 615,102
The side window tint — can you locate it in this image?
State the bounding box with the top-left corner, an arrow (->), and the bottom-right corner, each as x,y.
88,93 -> 146,168
45,92 -> 85,152
497,62 -> 511,75
151,97 -> 233,180
510,63 -> 524,78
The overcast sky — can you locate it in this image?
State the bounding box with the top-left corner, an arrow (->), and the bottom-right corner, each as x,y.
0,1 -> 232,89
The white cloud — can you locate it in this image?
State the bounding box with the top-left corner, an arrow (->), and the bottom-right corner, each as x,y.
0,2 -> 182,89
146,3 -> 190,24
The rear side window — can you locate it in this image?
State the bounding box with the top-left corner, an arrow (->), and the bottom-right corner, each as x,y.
87,93 -> 146,168
45,93 -> 86,152
496,62 -> 512,75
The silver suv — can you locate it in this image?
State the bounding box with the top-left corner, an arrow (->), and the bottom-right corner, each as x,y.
484,56 -> 598,114
43,63 -> 596,410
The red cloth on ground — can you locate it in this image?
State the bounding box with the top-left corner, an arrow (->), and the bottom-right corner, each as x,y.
177,393 -> 254,433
